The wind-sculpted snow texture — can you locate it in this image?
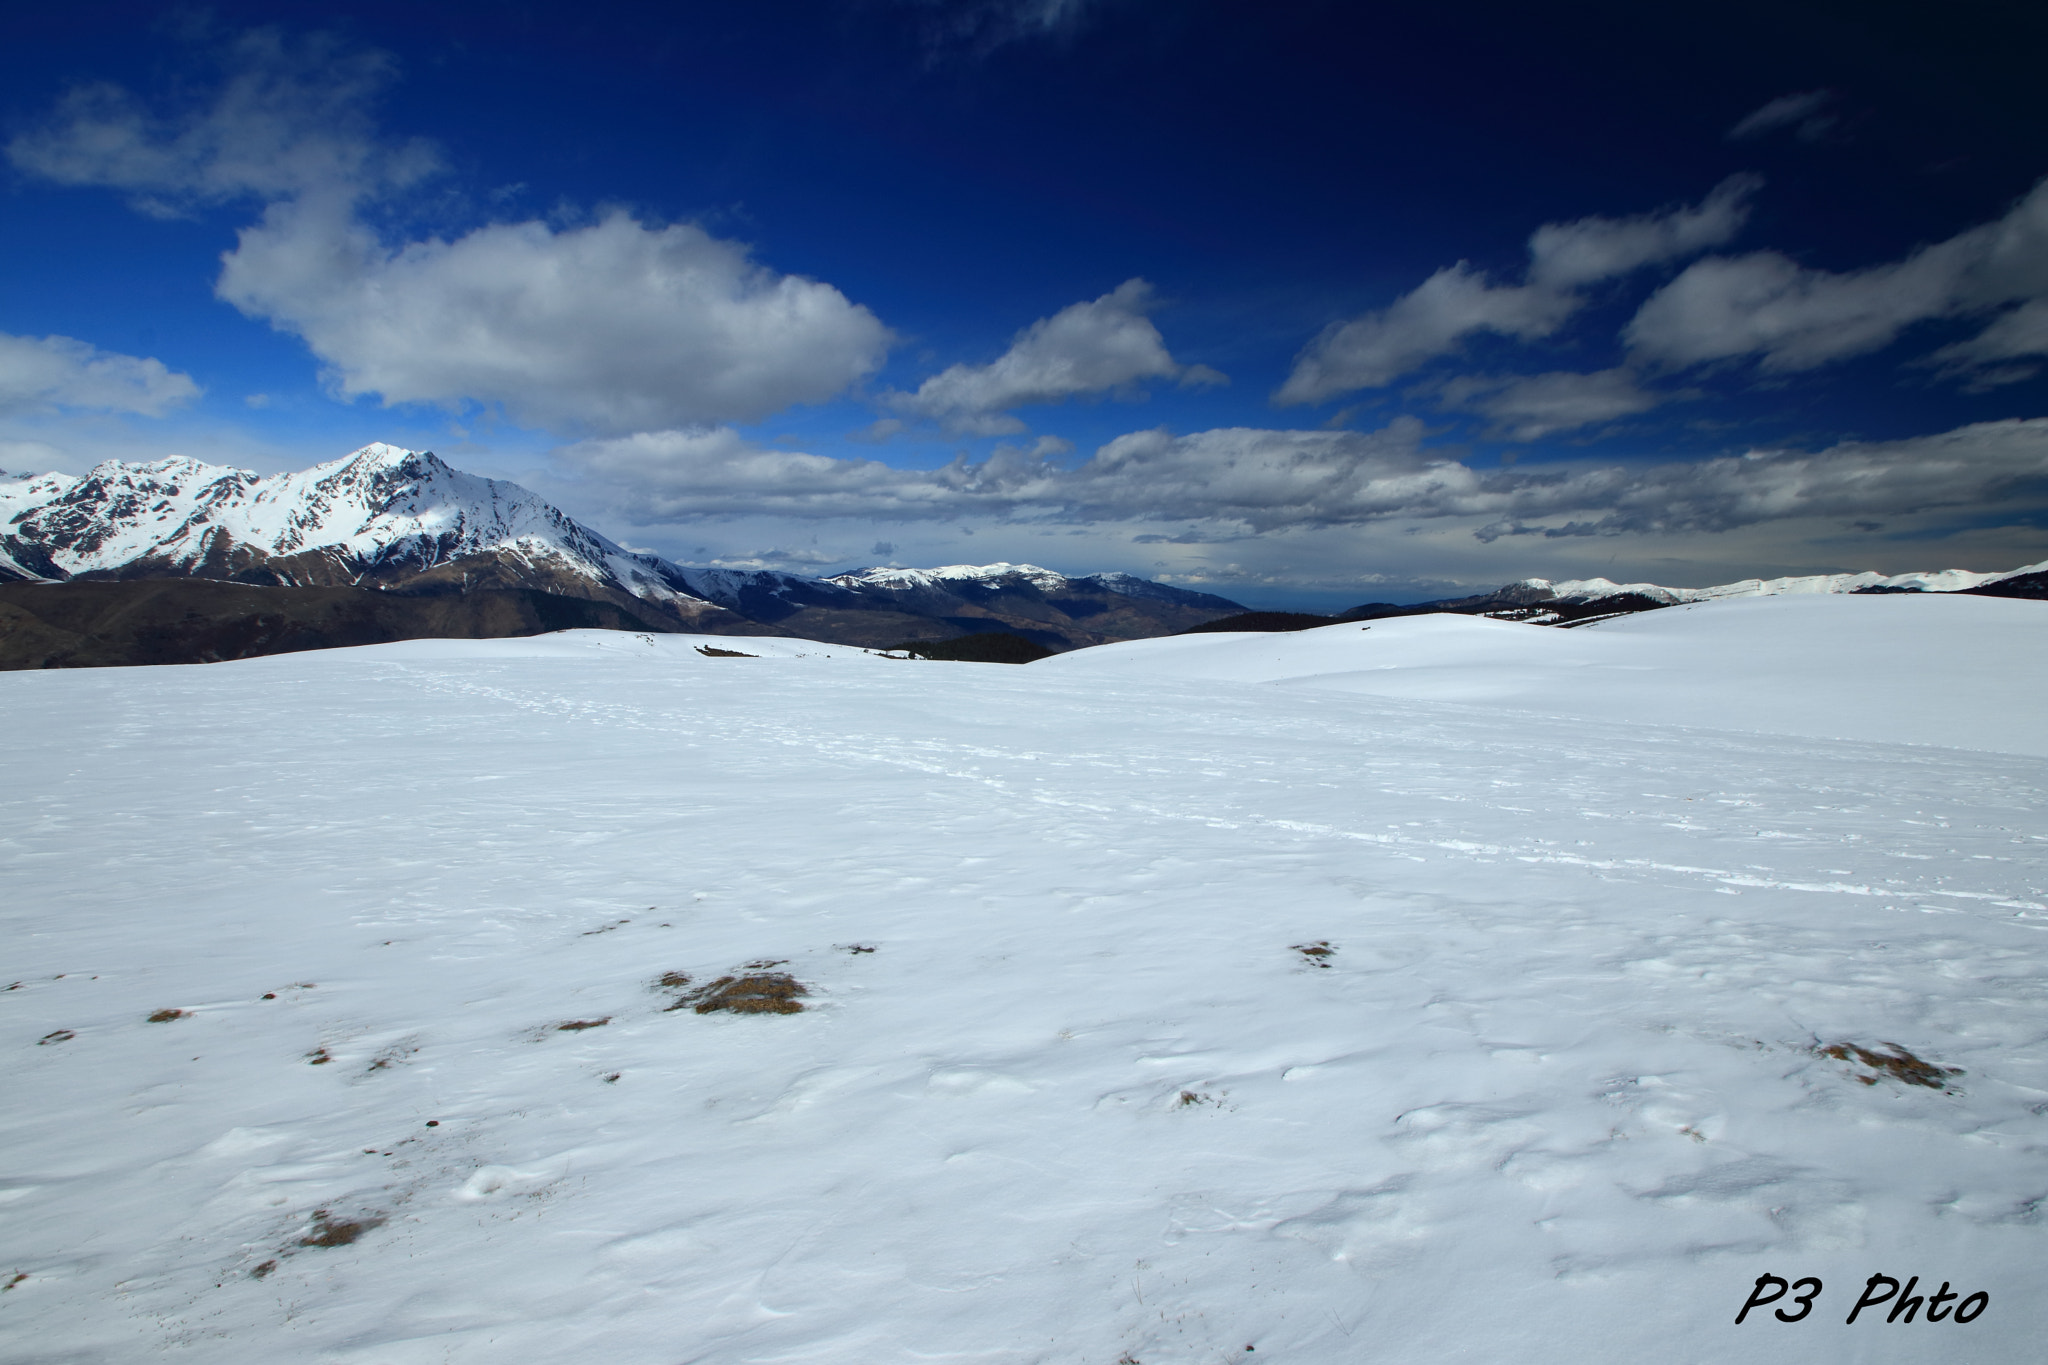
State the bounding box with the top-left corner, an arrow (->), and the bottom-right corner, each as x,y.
3,599 -> 2046,1363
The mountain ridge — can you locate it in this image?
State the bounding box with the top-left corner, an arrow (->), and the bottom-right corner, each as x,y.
0,445 -> 1248,657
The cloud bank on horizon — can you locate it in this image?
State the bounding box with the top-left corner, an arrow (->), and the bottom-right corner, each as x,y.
1,6 -> 2045,601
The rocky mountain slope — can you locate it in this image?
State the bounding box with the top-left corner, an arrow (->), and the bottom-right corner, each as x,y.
0,443 -> 744,629
0,445 -> 1246,664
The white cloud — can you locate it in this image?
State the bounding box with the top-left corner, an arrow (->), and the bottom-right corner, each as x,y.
12,30 -> 890,435
0,333 -> 201,417
1927,297 -> 2048,385
1727,90 -> 1838,143
5,28 -> 435,216
1525,175 -> 1762,289
886,280 -> 1222,434
218,200 -> 890,434
1434,368 -> 1676,441
1625,177 -> 2048,375
556,416 -> 2048,544
1278,177 -> 1759,404
1276,267 -> 1574,404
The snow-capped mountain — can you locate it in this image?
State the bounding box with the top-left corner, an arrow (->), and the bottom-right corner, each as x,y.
824,562 -> 1239,611
0,445 -> 1249,655
0,444 -> 744,626
829,562 -> 1073,594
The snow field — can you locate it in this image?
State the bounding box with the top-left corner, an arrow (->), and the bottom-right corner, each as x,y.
1040,593 -> 2048,756
2,609 -> 2046,1363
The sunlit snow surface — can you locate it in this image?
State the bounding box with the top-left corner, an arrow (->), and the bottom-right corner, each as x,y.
4,599 -> 2046,1363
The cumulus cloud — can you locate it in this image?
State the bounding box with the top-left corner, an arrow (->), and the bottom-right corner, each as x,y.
218,201 -> 889,433
885,280 -> 1221,434
558,415 -> 2048,542
1278,176 -> 1759,404
1727,90 -> 1838,143
1625,177 -> 2048,375
11,30 -> 889,434
1434,368 -> 1676,441
0,333 -> 201,417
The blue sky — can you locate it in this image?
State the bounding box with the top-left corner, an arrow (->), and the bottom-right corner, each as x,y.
3,1 -> 2046,606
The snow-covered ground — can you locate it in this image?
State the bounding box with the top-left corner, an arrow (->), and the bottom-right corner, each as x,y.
1042,594 -> 2048,756
4,599 -> 2045,1363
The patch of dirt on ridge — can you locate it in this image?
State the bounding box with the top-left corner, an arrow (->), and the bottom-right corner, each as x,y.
1815,1041 -> 1962,1091
671,972 -> 809,1015
146,1008 -> 189,1022
298,1209 -> 386,1248
556,1017 -> 610,1031
696,645 -> 756,658
1292,941 -> 1336,968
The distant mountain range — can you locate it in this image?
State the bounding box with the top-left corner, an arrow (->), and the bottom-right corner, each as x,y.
0,444 -> 1244,665
1188,559 -> 2048,637
3,442 -> 2040,669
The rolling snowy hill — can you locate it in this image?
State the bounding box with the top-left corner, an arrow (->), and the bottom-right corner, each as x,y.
3,593 -> 2045,1363
1044,593 -> 2048,755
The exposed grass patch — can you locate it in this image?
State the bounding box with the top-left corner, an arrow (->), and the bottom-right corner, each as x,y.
557,1017 -> 611,1031
696,645 -> 756,658
306,1047 -> 332,1065
3,1271 -> 26,1291
1292,941 -> 1336,968
1816,1041 -> 1962,1091
37,1029 -> 74,1045
298,1210 -> 385,1248
146,1008 -> 188,1023
672,972 -> 808,1015
655,971 -> 692,990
